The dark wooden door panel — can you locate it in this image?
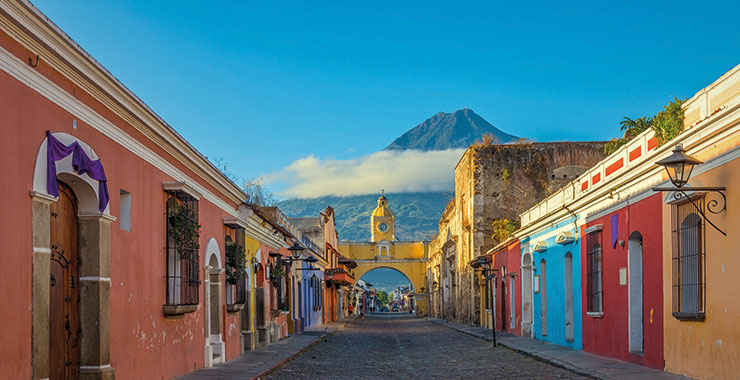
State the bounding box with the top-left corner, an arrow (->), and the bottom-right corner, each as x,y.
49,182 -> 80,380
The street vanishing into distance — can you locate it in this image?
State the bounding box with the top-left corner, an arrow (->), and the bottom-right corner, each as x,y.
267,316 -> 588,380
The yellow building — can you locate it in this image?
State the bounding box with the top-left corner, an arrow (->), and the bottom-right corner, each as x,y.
658,64 -> 740,380
338,195 -> 430,315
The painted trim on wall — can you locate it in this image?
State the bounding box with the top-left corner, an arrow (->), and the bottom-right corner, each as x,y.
0,1 -> 246,204
0,44 -> 239,217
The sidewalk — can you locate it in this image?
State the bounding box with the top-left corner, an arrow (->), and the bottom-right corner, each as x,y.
428,318 -> 692,380
176,322 -> 346,380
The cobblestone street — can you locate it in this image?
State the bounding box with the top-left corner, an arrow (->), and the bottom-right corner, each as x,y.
266,316 -> 589,380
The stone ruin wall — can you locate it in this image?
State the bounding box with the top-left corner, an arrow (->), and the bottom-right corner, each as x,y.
446,141 -> 607,325
472,141 -> 607,258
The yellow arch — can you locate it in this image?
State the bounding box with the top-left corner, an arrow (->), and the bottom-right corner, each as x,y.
339,241 -> 429,315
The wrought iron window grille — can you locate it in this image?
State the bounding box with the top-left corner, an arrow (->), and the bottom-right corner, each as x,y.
670,197 -> 706,321
164,191 -> 200,307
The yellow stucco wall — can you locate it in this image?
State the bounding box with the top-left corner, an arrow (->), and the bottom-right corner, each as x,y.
244,235 -> 261,350
661,149 -> 740,380
338,241 -> 430,315
660,67 -> 740,379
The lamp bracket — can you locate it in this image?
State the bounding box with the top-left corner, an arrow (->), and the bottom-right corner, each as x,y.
653,186 -> 726,236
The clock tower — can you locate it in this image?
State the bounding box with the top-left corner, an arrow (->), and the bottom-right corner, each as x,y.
371,193 -> 395,242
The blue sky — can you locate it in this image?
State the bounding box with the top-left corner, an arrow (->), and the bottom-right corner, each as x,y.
32,1 -> 740,197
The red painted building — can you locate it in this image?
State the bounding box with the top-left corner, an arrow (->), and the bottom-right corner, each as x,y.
0,2 -> 259,378
581,194 -> 664,369
490,240 -> 523,335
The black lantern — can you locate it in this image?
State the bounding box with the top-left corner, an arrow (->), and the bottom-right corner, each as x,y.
653,144 -> 727,236
287,242 -> 305,260
655,144 -> 703,188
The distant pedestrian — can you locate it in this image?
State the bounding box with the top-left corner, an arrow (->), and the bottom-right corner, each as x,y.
360,306 -> 365,320
348,303 -> 354,319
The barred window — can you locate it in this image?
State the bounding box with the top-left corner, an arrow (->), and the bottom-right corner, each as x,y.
311,275 -> 322,311
225,225 -> 247,306
586,229 -> 603,314
165,191 -> 200,306
672,197 -> 706,321
270,257 -> 289,312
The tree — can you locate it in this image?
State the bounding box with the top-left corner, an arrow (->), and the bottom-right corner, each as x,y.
491,218 -> 518,245
652,97 -> 685,145
242,177 -> 277,207
209,156 -> 278,207
376,290 -> 390,307
604,98 -> 685,155
472,133 -> 499,147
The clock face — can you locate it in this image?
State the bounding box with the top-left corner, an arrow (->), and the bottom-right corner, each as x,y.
378,222 -> 389,232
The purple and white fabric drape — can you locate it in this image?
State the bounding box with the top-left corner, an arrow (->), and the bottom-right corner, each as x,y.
46,130 -> 109,212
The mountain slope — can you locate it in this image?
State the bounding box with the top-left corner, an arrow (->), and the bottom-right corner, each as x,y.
278,192 -> 450,241
385,108 -> 518,151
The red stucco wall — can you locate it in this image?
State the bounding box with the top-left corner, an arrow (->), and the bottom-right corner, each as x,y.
581,194 -> 664,369
493,241 -> 522,335
0,27 -> 244,379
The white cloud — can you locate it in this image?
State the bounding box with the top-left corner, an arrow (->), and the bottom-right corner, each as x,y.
264,149 -> 466,198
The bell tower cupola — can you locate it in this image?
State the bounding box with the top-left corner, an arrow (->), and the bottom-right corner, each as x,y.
371,192 -> 395,242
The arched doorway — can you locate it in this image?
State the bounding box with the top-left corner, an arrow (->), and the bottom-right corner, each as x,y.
31,132 -> 115,379
49,181 -> 80,379
540,259 -> 547,337
628,231 -> 644,354
357,267 -> 415,314
564,252 -> 574,342
204,238 -> 225,367
500,266 -> 507,331
521,253 -> 533,337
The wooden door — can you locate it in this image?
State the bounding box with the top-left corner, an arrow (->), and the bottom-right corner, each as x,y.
501,279 -> 507,332
49,182 -> 80,380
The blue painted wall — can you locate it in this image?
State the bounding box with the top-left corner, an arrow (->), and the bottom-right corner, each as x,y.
301,261 -> 324,328
522,216 -> 583,350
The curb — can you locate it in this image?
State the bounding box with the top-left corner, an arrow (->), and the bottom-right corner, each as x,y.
251,323 -> 347,380
427,318 -> 604,380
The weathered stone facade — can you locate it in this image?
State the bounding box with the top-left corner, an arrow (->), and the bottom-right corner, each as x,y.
428,142 -> 607,326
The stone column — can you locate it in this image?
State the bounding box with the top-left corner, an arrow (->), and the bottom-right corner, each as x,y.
30,192 -> 55,380
77,213 -> 115,380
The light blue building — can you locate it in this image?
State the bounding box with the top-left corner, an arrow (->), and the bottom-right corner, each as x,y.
299,235 -> 325,330
520,216 -> 582,350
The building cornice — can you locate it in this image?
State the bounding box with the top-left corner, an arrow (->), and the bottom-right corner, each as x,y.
518,99 -> 740,238
0,1 -> 245,205
244,213 -> 284,250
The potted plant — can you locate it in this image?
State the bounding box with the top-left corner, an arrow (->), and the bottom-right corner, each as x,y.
167,203 -> 201,264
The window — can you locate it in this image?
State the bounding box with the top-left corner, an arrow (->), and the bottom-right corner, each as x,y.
586,229 -> 603,314
311,275 -> 323,311
672,197 -> 706,321
120,190 -> 131,231
270,257 -> 289,312
165,191 -> 200,306
225,225 -> 247,307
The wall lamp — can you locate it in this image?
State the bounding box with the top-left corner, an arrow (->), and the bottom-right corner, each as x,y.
653,144 -> 726,235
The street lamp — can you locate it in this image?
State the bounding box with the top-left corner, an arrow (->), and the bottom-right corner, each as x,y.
653,144 -> 727,235
470,256 -> 497,347
655,144 -> 703,188
288,241 -> 305,260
